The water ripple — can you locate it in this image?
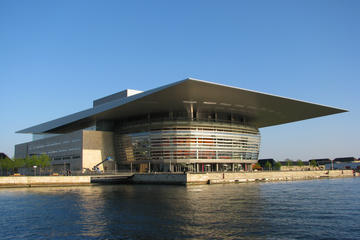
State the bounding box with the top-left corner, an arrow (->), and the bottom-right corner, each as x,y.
0,178 -> 360,239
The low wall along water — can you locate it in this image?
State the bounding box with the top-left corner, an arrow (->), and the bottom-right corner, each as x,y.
186,170 -> 355,184
0,170 -> 356,187
133,170 -> 355,185
0,176 -> 91,187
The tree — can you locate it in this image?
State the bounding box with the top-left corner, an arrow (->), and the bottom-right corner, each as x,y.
23,154 -> 51,175
38,154 -> 51,175
297,160 -> 304,167
265,161 -> 272,170
0,157 -> 15,175
310,160 -> 317,168
13,158 -> 25,173
38,154 -> 51,168
24,155 -> 36,168
274,162 -> 282,170
252,163 -> 262,171
24,155 -> 40,175
285,158 -> 292,166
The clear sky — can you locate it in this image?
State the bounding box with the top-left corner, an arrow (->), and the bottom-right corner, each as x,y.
1,0 -> 359,161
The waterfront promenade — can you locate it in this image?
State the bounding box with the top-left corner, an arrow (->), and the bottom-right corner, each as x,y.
0,170 -> 356,187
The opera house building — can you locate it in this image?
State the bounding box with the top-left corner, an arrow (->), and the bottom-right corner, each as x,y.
15,78 -> 346,173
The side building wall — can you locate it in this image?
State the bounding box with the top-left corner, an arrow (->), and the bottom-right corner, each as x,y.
14,130 -> 115,173
15,130 -> 83,172
82,130 -> 115,172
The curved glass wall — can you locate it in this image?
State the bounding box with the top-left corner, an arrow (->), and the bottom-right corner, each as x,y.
114,121 -> 260,166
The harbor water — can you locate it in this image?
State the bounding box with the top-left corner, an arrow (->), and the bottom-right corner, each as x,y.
1,177 -> 359,239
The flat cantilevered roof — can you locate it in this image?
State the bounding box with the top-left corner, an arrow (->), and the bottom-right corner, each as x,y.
17,78 -> 347,134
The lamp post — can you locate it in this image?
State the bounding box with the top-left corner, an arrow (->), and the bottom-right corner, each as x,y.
33,166 -> 37,176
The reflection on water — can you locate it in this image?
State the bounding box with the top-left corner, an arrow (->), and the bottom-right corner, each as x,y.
1,178 -> 360,240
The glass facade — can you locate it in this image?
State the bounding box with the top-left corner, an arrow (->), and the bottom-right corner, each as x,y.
115,121 -> 260,170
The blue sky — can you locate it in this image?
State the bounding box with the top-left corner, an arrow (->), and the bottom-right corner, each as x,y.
1,0 -> 359,160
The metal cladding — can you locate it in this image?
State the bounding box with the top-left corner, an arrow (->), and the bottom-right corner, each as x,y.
17,78 -> 347,134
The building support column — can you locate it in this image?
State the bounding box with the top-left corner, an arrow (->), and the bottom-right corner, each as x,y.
216,163 -> 219,172
169,111 -> 173,120
148,162 -> 151,173
189,103 -> 194,121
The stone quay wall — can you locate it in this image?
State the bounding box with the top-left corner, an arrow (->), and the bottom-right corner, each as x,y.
130,170 -> 355,185
0,170 -> 355,187
131,173 -> 187,184
186,170 -> 355,184
0,176 -> 91,187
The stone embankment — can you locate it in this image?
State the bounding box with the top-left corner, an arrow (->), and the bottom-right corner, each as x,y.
188,170 -> 356,184
133,170 -> 356,185
0,176 -> 91,187
0,170 -> 357,187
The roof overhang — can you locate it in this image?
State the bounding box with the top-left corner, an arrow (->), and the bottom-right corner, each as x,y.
17,78 -> 347,134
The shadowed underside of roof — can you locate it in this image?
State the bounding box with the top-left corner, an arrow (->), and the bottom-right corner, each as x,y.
17,78 -> 347,134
